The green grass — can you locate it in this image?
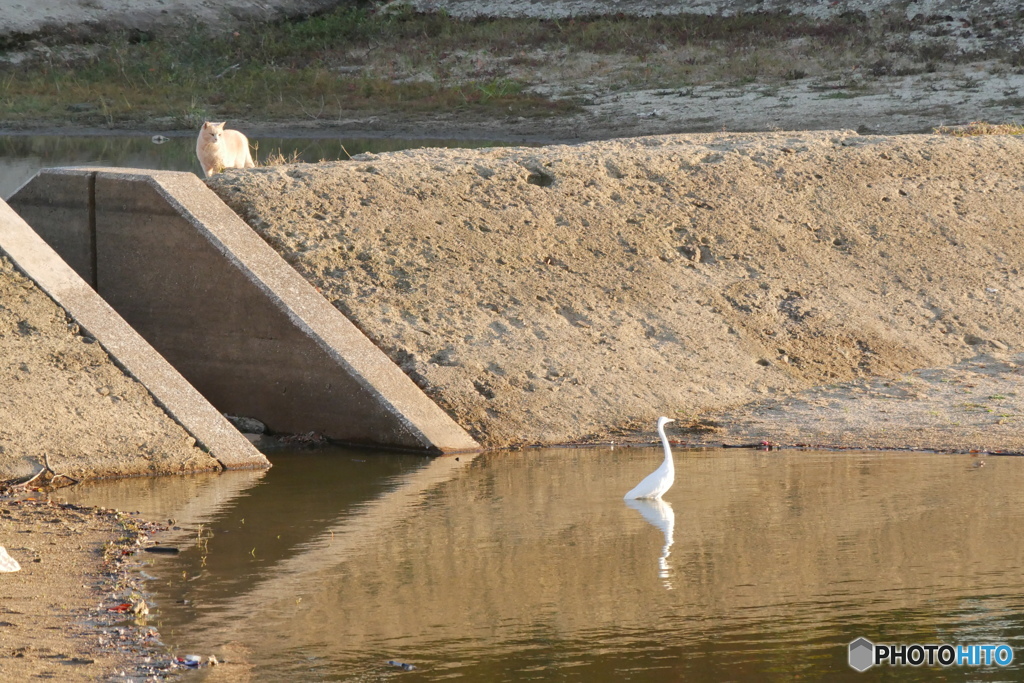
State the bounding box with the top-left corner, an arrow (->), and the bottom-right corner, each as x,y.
0,6 -> 582,126
0,5 -> 1019,128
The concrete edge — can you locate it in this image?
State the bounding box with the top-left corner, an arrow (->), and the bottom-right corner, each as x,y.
121,168 -> 481,453
0,197 -> 271,471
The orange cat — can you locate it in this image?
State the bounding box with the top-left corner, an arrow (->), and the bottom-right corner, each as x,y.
196,121 -> 254,177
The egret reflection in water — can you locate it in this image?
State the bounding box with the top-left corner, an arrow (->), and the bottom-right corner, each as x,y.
625,497 -> 676,589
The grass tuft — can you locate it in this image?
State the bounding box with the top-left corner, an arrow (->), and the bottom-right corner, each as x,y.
934,121 -> 1024,136
256,148 -> 304,166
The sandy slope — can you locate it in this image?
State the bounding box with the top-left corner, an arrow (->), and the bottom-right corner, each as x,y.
0,255 -> 222,481
209,130 -> 1024,451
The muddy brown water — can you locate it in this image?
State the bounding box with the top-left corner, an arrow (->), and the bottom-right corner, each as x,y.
0,133 -> 521,199
60,446 -> 1024,681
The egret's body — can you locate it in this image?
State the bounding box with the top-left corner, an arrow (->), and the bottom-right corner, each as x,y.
624,417 -> 676,500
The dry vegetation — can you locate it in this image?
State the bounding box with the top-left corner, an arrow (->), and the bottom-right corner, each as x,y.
4,3 -> 1024,130
934,120 -> 1024,136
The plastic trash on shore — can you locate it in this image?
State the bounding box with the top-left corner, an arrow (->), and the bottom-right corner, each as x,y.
387,660 -> 416,671
174,654 -> 219,669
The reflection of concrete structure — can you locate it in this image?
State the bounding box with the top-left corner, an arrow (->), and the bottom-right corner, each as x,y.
0,197 -> 267,473
61,468 -> 268,546
9,168 -> 478,453
174,450 -> 480,644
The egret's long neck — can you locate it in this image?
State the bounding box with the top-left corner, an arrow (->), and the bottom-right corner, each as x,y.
658,423 -> 674,472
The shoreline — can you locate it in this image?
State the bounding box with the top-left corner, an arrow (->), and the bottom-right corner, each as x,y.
0,497 -> 175,680
0,430 -> 1011,678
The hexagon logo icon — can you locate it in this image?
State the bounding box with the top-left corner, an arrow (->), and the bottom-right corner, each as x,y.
849,637 -> 875,672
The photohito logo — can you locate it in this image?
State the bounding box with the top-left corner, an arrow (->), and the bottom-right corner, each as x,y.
849,638 -> 1014,671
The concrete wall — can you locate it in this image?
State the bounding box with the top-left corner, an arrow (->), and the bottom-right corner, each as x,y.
0,197 -> 269,473
7,169 -> 96,285
8,168 -> 479,454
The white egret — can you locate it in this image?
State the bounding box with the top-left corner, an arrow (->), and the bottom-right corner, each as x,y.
623,417 -> 676,500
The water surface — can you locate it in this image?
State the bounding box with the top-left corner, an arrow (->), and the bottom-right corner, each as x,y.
0,134 -> 517,199
62,447 -> 1024,681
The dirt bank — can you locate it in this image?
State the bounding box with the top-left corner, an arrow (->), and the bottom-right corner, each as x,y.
208,130 -> 1024,451
0,254 -> 222,481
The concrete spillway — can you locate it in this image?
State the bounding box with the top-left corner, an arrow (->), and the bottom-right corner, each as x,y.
0,196 -> 268,475
8,168 -> 478,456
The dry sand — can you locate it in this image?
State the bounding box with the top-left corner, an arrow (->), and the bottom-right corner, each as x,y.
0,498 -> 170,681
209,130 -> 1024,453
0,254 -> 225,482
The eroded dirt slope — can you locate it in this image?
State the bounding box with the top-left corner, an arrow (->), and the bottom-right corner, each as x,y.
0,255 -> 220,480
209,131 -> 1024,447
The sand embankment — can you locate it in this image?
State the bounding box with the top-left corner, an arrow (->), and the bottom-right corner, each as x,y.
207,130 -> 1024,449
0,254 -> 223,481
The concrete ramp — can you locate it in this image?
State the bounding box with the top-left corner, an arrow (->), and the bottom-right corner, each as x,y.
0,198 -> 268,472
9,168 -> 478,454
